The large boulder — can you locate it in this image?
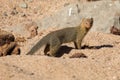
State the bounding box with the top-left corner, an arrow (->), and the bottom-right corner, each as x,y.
36,0 -> 120,33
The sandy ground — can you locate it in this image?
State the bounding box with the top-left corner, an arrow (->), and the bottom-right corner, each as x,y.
0,32 -> 120,80
0,0 -> 120,80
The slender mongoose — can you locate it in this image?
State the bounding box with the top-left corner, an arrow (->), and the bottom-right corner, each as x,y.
27,18 -> 93,57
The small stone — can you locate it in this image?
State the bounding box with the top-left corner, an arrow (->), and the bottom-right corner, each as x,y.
3,12 -> 8,16
70,53 -> 88,58
21,13 -> 26,17
30,73 -> 34,75
27,0 -> 33,2
64,3 -> 70,7
72,75 -> 76,78
11,8 -> 18,15
19,2 -> 28,9
26,22 -> 38,39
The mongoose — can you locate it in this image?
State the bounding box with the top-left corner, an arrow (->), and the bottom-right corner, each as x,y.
27,18 -> 93,57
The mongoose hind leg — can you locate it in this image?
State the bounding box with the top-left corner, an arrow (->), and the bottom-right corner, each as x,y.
48,37 -> 61,57
44,44 -> 50,55
49,45 -> 61,57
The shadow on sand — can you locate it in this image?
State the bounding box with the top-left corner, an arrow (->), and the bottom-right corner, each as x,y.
55,44 -> 113,57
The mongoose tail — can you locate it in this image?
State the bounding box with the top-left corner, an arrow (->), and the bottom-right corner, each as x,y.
26,35 -> 49,55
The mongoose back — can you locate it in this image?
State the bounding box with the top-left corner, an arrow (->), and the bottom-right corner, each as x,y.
27,18 -> 93,56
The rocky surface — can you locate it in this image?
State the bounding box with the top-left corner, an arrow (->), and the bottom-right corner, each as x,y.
0,0 -> 120,80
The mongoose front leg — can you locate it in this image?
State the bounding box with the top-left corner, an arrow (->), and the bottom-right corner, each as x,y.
75,32 -> 86,49
74,41 -> 79,49
75,40 -> 82,49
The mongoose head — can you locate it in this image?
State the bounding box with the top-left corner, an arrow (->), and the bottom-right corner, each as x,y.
81,18 -> 93,29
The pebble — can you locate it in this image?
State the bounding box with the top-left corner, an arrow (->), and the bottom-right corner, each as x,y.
11,8 -> 18,15
19,2 -> 28,9
3,12 -> 8,16
27,0 -> 33,2
21,13 -> 26,17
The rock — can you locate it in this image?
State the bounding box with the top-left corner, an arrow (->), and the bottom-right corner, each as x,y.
112,13 -> 120,29
110,13 -> 120,35
27,0 -> 33,2
21,13 -> 27,17
3,12 -> 8,16
110,26 -> 120,35
25,22 -> 38,39
69,53 -> 87,58
36,1 -> 120,33
87,0 -> 100,1
0,42 -> 20,56
0,29 -> 20,57
10,8 -> 18,16
19,2 -> 28,9
0,29 -> 15,46
15,37 -> 26,42
64,3 -> 70,7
